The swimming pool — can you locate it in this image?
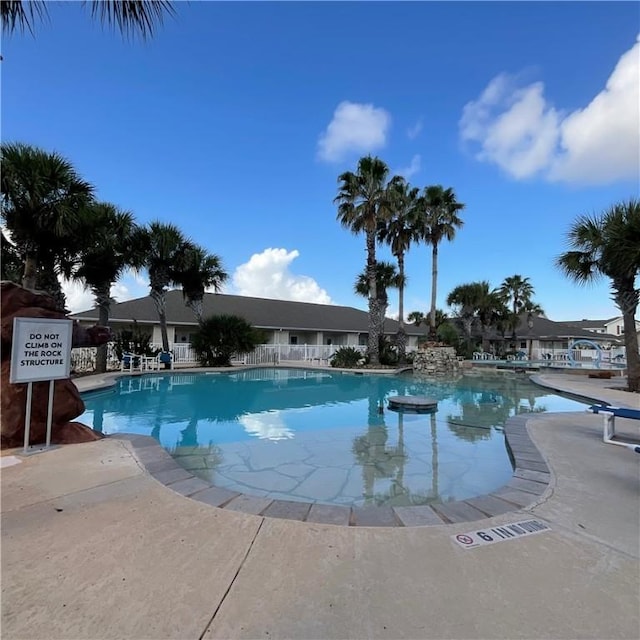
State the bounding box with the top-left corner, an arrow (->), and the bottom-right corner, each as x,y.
79,368 -> 588,507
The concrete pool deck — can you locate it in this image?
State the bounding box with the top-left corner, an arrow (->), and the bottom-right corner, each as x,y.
2,371 -> 639,639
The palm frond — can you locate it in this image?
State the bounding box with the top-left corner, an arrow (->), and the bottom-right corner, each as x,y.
1,0 -> 48,35
84,0 -> 175,39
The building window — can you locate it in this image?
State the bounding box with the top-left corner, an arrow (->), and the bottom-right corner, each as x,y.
290,336 -> 298,345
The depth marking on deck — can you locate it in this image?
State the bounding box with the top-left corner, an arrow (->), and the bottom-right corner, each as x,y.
452,519 -> 550,549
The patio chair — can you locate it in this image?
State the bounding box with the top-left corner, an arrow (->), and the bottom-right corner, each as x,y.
157,351 -> 174,370
588,404 -> 640,450
120,353 -> 142,373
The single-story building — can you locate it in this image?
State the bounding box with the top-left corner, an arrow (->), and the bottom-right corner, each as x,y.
557,317 -> 640,339
476,314 -> 624,360
71,290 -> 428,350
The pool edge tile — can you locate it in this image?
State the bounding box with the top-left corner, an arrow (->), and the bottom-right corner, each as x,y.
110,410 -> 552,528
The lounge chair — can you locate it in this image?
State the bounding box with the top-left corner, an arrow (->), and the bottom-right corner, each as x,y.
588,404 -> 640,452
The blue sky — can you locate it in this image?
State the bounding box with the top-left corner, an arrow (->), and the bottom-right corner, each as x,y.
2,1 -> 639,321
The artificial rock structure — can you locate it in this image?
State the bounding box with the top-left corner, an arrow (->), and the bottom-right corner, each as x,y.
413,345 -> 461,376
1,281 -> 110,448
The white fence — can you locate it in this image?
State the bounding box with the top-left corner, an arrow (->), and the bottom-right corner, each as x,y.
71,342 -> 628,374
238,344 -> 367,366
71,343 -> 368,372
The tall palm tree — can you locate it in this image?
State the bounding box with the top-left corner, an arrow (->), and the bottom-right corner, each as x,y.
71,202 -> 141,373
136,221 -> 191,355
0,142 -> 94,295
416,185 -> 465,339
335,155 -> 392,365
499,275 -> 535,351
378,176 -> 421,363
2,1 -> 175,38
557,199 -> 640,392
178,245 -> 228,324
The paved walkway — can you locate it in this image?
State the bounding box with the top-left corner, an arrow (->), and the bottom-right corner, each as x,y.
1,372 -> 639,639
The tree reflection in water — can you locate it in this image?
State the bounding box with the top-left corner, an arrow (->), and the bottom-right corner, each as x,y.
78,369 -> 576,506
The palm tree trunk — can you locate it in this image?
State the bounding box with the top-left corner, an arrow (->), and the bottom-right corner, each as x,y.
94,283 -> 111,374
22,252 -> 38,290
187,298 -> 203,325
397,252 -> 407,364
366,230 -> 379,365
429,242 -> 438,339
151,288 -> 170,355
36,263 -> 66,311
615,283 -> 640,393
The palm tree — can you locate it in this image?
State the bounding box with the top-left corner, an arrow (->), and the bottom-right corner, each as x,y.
499,275 -> 534,317
446,282 -> 483,349
136,221 -> 191,355
335,155 -> 392,365
407,310 -> 426,326
0,142 -> 94,296
416,185 -> 465,338
2,1 -> 175,38
71,202 -> 140,373
1,230 -> 22,282
499,275 -> 535,352
557,199 -> 640,392
408,309 -> 448,330
354,261 -> 402,351
474,281 -> 504,353
378,176 -> 421,363
178,245 -> 228,324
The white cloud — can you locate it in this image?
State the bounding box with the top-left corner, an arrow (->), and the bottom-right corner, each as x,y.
551,36 -> 640,183
397,154 -> 422,179
240,413 -> 294,441
60,269 -> 150,314
317,101 -> 391,163
459,36 -> 640,184
61,280 -> 96,314
407,119 -> 423,140
233,248 -> 333,304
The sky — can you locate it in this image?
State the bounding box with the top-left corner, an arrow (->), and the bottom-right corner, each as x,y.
2,1 -> 639,322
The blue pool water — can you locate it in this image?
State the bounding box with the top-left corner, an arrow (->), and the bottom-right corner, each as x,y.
79,368 -> 588,507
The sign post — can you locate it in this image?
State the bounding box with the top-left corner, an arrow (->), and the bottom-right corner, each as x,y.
10,318 -> 74,453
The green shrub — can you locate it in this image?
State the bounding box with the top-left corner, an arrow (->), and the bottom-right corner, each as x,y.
379,336 -> 398,366
192,314 -> 261,366
437,321 -> 461,350
113,323 -> 159,360
330,347 -> 364,368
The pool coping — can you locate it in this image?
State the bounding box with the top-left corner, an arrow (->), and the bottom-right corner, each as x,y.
111,412 -> 551,527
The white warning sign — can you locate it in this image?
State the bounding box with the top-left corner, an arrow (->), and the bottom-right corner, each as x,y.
10,318 -> 73,384
452,519 -> 550,549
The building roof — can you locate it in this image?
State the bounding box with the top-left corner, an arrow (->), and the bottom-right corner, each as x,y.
71,290 -> 427,336
513,314 -> 621,342
463,314 -> 622,343
556,318 -> 618,330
